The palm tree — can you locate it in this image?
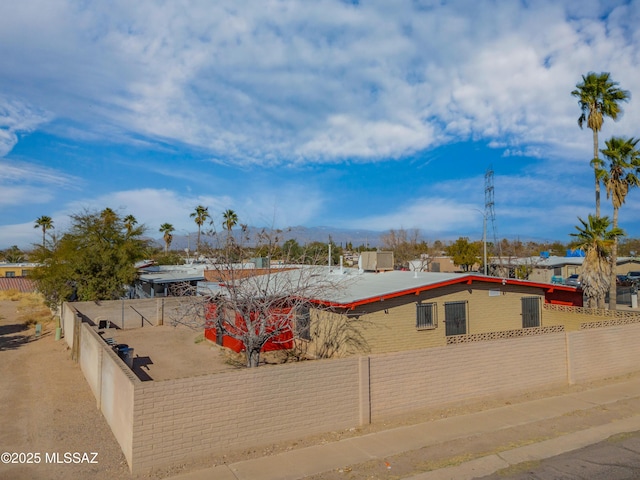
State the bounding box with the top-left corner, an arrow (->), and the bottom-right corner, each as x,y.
598,136 -> 640,309
190,205 -> 210,253
222,209 -> 238,236
571,72 -> 630,217
34,215 -> 54,248
124,215 -> 138,236
570,215 -> 624,309
159,223 -> 175,253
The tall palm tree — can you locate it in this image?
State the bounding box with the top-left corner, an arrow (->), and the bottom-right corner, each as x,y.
570,215 -> 624,309
598,136 -> 640,309
34,215 -> 54,248
159,223 -> 175,253
222,209 -> 238,235
190,205 -> 210,253
571,72 -> 630,217
124,215 -> 138,236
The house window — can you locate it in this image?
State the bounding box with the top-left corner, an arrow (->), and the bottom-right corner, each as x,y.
296,306 -> 311,341
21,270 -> 29,277
444,301 -> 467,336
5,271 -> 15,278
521,297 -> 541,328
416,302 -> 437,329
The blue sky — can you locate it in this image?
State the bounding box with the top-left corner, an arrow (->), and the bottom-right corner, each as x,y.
3,0 -> 640,249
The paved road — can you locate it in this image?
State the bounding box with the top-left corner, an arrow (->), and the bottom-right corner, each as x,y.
477,430 -> 640,480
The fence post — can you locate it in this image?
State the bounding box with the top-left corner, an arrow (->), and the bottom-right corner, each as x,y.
157,298 -> 164,326
359,356 -> 371,426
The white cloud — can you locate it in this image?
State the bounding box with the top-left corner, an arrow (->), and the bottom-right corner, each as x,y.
0,97 -> 51,156
0,160 -> 78,208
350,198 -> 482,233
56,184 -> 325,236
3,1 -> 640,164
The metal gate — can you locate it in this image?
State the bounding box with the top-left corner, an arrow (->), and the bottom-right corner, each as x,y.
521,296 -> 540,328
444,301 -> 467,336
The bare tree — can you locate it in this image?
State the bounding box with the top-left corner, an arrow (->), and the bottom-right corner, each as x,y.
380,228 -> 430,269
170,220 -> 366,368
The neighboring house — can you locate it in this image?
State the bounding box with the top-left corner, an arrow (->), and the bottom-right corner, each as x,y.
503,255 -> 585,283
0,263 -> 38,293
0,277 -> 36,293
408,255 -> 465,273
503,255 -> 640,284
133,264 -> 207,298
615,257 -> 640,276
0,262 -> 38,278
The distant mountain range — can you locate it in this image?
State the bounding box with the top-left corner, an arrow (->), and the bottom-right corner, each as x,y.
154,226 -> 385,251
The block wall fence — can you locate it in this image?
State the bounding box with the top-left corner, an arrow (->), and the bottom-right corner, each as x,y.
61,297 -> 190,331
61,303 -> 640,474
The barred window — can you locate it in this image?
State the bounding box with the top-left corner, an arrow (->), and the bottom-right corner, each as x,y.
416,302 -> 437,329
444,301 -> 467,336
296,305 -> 311,341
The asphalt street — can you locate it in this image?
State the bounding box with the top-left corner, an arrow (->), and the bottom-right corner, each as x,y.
477,430 -> 640,480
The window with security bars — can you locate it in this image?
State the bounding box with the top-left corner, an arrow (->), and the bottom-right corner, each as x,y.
296,305 -> 311,341
521,297 -> 541,328
416,302 -> 437,329
444,301 -> 467,336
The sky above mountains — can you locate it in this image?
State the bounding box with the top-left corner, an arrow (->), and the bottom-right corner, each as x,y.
3,0 -> 640,249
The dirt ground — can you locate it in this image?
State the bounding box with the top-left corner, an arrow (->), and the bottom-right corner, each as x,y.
104,324 -> 241,381
2,298 -> 640,480
0,300 -> 131,480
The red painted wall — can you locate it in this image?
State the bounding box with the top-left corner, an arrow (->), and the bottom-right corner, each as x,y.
204,303 -> 294,353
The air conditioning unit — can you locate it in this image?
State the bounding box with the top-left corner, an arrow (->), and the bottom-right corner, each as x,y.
359,251 -> 394,272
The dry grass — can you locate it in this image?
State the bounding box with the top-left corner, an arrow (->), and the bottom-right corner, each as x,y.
0,291 -> 54,326
0,289 -> 23,301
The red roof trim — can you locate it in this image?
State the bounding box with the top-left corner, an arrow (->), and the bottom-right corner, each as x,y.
317,275 -> 577,310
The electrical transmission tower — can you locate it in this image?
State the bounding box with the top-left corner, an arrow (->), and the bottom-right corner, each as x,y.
484,167 -> 501,273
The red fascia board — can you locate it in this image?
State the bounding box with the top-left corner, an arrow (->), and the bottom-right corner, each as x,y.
314,275 -> 576,310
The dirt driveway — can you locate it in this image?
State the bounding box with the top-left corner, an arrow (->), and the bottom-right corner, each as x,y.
0,300 -> 131,480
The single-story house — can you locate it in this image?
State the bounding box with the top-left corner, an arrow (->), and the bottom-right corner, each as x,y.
307,270 -> 581,355
0,277 -> 37,293
0,262 -> 38,278
198,267 -> 582,357
134,264 -> 207,298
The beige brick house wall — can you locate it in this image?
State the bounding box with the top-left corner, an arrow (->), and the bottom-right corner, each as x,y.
323,283 -> 547,354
